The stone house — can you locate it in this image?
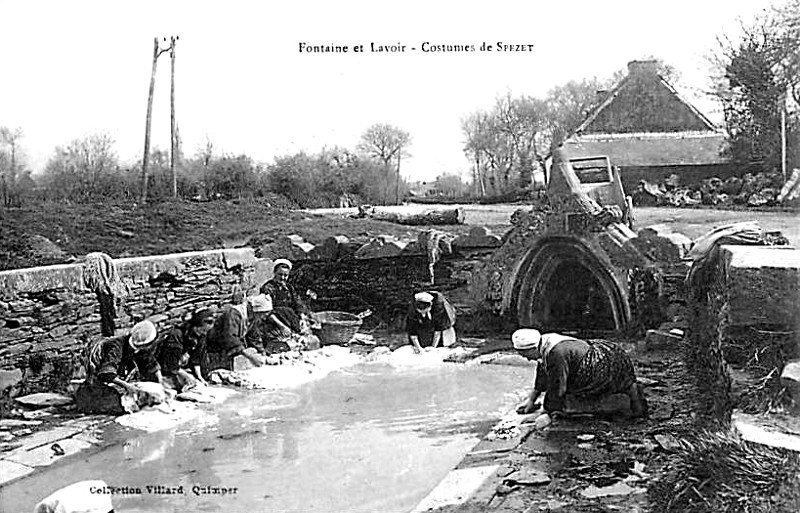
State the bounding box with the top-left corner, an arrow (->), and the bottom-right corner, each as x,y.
560,60 -> 734,192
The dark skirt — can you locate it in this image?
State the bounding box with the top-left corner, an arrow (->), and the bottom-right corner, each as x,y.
569,339 -> 636,398
75,382 -> 126,415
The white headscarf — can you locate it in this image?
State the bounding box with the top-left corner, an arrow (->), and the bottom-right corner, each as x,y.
273,258 -> 293,271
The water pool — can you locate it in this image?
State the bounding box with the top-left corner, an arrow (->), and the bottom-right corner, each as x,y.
1,360 -> 530,512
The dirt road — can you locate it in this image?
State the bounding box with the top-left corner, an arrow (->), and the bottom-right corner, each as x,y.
312,204 -> 800,247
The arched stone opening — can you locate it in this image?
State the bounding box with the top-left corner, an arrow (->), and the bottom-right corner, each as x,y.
514,238 -> 629,332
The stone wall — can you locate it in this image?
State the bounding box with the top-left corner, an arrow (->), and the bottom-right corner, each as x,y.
0,230 -> 506,397
0,249 -> 259,397
265,228 -> 505,333
292,247 -> 500,333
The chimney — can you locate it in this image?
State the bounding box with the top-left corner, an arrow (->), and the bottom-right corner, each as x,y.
627,60 -> 658,76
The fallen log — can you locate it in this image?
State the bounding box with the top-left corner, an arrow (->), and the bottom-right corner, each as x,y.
368,207 -> 466,226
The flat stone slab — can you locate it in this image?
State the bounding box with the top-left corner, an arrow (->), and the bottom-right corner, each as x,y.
411,465 -> 499,512
15,393 -> 73,408
640,329 -> 683,351
505,468 -> 551,486
520,434 -> 562,455
6,426 -> 82,452
5,437 -> 92,467
580,482 -> 646,498
733,412 -> 800,453
470,435 -> 521,455
61,417 -> 107,431
0,459 -> 34,486
564,393 -> 631,415
0,419 -> 42,430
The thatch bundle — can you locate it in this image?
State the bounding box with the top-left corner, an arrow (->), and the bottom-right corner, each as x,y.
649,430 -> 800,513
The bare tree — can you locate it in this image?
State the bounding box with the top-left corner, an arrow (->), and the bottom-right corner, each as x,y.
357,123 -> 411,204
40,133 -> 118,199
0,127 -> 25,209
198,136 -> 214,168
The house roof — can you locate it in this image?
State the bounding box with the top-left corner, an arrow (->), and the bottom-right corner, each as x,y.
559,60 -> 730,167
576,60 -> 718,135
562,131 -> 729,167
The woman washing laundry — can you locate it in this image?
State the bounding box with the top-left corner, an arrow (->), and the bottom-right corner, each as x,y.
155,307 -> 216,392
259,258 -> 320,353
75,320 -> 170,415
206,290 -> 265,371
512,329 -> 647,418
406,291 -> 457,353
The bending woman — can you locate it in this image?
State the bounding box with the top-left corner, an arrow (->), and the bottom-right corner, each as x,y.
513,329 -> 647,418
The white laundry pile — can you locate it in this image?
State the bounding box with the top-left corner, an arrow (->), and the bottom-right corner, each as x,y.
115,398 -> 216,433
223,345 -> 364,390
370,345 -> 470,369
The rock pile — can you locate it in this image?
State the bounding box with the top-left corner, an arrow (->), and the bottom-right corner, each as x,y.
632,171 -> 791,207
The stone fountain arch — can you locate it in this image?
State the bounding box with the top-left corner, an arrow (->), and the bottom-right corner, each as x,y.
512,236 -> 630,332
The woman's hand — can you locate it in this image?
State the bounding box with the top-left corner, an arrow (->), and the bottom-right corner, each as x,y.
516,392 -> 542,415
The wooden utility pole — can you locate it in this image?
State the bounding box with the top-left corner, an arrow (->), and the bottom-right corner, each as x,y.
170,35 -> 179,198
141,38 -> 170,204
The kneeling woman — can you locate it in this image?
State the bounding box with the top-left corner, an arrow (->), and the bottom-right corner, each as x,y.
75,320 -> 170,415
406,291 -> 457,353
513,329 -> 647,417
259,258 -> 319,353
156,308 -> 216,392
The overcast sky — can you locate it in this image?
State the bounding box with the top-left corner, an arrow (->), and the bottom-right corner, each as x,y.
0,0 -> 774,182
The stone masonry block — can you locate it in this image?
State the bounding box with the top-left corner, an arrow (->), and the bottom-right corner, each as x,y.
639,329 -> 683,352
634,224 -> 692,263
354,236 -> 408,259
720,245 -> 800,327
453,226 -> 502,249
309,235 -> 350,261
258,235 -> 315,261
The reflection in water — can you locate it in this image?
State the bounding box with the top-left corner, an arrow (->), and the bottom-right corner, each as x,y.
1,361 -> 529,513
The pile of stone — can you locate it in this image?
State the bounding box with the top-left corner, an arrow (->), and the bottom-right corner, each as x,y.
632,171 -> 791,207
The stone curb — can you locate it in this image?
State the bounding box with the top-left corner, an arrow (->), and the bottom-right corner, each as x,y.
0,416 -> 114,488
411,407 -> 536,511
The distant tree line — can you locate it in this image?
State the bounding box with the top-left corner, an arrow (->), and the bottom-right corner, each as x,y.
7,123 -> 413,208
